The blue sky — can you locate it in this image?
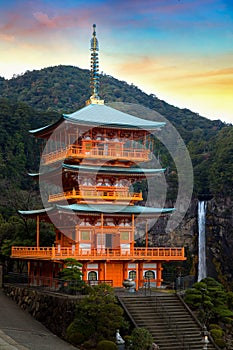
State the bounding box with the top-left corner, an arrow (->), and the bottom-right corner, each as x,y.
0,0 -> 232,123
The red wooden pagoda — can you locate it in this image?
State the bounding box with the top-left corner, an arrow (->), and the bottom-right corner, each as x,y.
11,25 -> 185,289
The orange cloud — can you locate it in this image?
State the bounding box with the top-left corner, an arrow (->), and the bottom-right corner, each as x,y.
0,33 -> 15,42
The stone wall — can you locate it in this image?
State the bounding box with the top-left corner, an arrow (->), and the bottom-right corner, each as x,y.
4,285 -> 79,338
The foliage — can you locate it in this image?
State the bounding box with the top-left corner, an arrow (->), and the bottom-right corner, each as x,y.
59,258 -> 83,280
96,340 -> 118,350
66,283 -> 128,346
210,329 -> 225,349
0,213 -> 54,271
58,258 -> 88,295
184,278 -> 233,325
0,66 -> 232,285
0,66 -> 232,225
129,328 -> 153,350
184,278 -> 233,347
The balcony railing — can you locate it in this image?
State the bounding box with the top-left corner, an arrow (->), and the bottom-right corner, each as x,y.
48,186 -> 143,203
42,145 -> 150,164
11,246 -> 186,261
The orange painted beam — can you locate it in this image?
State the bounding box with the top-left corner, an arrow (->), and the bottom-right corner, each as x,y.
11,246 -> 186,261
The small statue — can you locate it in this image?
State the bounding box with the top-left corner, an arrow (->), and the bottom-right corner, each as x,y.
116,329 -> 125,345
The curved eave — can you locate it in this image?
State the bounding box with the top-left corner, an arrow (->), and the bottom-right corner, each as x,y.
18,207 -> 55,218
29,164 -> 165,180
28,173 -> 40,178
63,117 -> 165,130
63,104 -> 166,130
56,204 -> 175,216
18,204 -> 175,219
29,118 -> 63,137
29,103 -> 166,138
63,164 -> 166,176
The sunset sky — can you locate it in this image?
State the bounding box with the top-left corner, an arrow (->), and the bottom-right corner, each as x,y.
0,0 -> 232,124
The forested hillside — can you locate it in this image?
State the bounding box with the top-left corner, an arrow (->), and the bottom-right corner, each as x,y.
0,65 -> 232,202
0,65 -> 232,290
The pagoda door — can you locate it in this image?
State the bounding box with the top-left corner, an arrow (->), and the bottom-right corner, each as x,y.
96,233 -> 119,250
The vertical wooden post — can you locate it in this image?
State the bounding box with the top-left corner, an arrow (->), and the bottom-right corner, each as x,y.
132,214 -> 135,251
27,261 -> 30,286
82,263 -> 87,282
101,213 -> 104,251
138,262 -> 144,289
157,262 -> 163,287
144,131 -> 146,148
36,215 -> 40,248
123,262 -> 128,280
99,262 -> 105,282
145,220 -> 148,252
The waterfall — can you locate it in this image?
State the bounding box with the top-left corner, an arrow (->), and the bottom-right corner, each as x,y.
198,201 -> 207,282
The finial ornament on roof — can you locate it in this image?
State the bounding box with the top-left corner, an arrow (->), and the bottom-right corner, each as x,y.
86,24 -> 104,105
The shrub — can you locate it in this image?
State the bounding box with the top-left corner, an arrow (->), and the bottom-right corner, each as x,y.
66,322 -> 85,345
209,324 -> 221,330
96,340 -> 118,350
210,328 -> 225,349
130,328 -> 153,350
210,328 -> 223,339
124,335 -> 132,349
82,338 -> 98,349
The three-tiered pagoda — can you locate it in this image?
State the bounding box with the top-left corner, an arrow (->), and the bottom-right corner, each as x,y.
11,25 -> 185,289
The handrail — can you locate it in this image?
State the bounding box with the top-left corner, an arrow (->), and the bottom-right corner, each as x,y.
154,296 -> 191,350
117,297 -> 137,328
11,247 -> 185,261
177,293 -> 221,350
48,187 -> 143,202
42,145 -> 150,164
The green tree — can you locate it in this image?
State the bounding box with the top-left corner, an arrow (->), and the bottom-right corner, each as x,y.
184,278 -> 233,347
58,258 -> 84,294
66,283 -> 128,346
59,258 -> 83,280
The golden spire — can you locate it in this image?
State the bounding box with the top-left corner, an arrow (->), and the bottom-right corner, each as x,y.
86,24 -> 104,105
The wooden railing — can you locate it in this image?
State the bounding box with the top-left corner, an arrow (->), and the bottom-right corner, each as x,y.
42,145 -> 150,164
11,247 -> 185,261
48,187 -> 143,203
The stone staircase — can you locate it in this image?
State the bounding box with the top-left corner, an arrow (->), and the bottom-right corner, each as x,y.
118,293 -> 218,350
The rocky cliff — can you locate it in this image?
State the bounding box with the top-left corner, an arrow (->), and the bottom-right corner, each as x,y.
144,197 -> 233,288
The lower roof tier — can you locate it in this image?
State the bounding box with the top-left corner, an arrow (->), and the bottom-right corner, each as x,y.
19,204 -> 175,218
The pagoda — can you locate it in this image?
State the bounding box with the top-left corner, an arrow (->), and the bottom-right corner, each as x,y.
11,25 -> 185,289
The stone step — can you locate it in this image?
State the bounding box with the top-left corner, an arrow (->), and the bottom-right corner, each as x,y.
119,294 -> 218,350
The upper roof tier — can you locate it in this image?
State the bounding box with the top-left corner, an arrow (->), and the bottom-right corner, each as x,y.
64,103 -> 165,129
30,103 -> 166,137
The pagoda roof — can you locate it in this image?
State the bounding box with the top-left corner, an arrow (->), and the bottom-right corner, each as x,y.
29,163 -> 165,180
63,164 -> 165,175
30,103 -> 165,136
57,204 -> 174,216
19,204 -> 174,218
63,104 -> 165,129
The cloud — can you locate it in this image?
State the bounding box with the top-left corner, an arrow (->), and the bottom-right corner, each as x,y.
0,33 -> 15,42
188,67 -> 233,78
33,11 -> 59,28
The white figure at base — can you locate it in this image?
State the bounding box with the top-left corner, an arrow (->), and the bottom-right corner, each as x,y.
116,329 -> 125,345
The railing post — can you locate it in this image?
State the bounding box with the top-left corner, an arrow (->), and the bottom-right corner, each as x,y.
52,246 -> 55,258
